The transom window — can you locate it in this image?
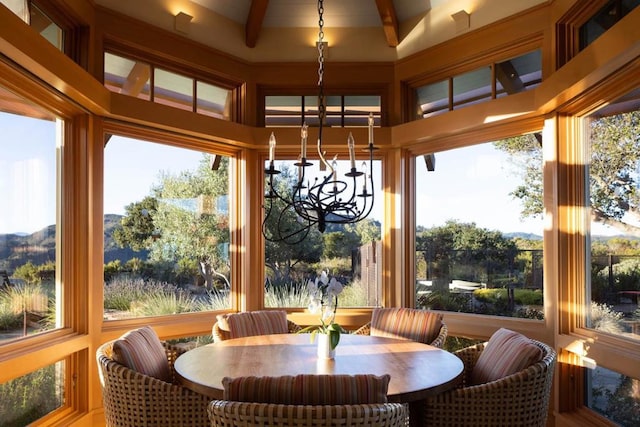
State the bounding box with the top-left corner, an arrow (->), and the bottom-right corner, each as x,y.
104,52 -> 234,120
265,95 -> 381,128
415,50 -> 542,119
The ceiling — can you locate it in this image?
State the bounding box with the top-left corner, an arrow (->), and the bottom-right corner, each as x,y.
95,0 -> 548,62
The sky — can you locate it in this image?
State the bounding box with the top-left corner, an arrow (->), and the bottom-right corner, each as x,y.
0,114 -> 621,237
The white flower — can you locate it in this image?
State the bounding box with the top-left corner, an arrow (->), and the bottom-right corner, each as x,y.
326,277 -> 343,297
322,305 -> 335,323
318,270 -> 329,286
308,296 -> 322,314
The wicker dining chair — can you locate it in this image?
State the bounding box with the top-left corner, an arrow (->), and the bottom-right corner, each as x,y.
423,335 -> 556,426
207,401 -> 408,427
212,310 -> 302,343
353,307 -> 448,348
96,332 -> 210,426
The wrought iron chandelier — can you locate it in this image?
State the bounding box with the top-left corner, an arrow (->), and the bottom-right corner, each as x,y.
262,0 -> 377,244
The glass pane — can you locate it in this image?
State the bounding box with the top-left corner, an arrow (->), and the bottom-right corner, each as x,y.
587,87 -> 640,342
0,86 -> 60,345
324,95 -> 342,127
104,52 -> 151,100
196,81 -> 231,120
453,67 -> 492,109
103,137 -> 231,320
30,4 -> 63,50
586,366 -> 640,426
416,79 -> 449,119
415,139 -> 544,318
265,95 -> 302,127
263,157 -> 383,310
343,96 -> 381,127
304,95 -> 320,127
0,360 -> 65,425
153,68 -> 193,111
579,0 -> 640,50
496,50 -> 542,98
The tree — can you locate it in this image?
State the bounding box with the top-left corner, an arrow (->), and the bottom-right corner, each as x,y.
112,196 -> 158,251
350,218 -> 381,244
416,220 -> 519,285
495,111 -> 640,236
322,230 -> 360,259
149,155 -> 230,289
493,133 -> 543,219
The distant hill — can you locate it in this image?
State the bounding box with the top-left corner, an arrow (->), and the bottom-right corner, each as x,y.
505,232 -> 542,240
0,215 -> 149,273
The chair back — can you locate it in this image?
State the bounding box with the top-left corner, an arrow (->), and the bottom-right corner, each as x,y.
96,340 -> 210,426
208,400 -> 408,427
424,338 -> 556,427
212,310 -> 301,342
370,307 -> 446,347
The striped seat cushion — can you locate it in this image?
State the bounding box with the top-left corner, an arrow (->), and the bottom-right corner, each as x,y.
470,327 -> 544,385
217,310 -> 289,339
370,307 -> 443,344
223,374 -> 390,405
111,326 -> 172,383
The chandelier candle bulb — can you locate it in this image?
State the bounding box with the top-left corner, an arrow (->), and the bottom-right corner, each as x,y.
368,113 -> 374,144
362,162 -> 368,194
269,133 -> 276,163
301,124 -> 308,158
347,133 -> 356,169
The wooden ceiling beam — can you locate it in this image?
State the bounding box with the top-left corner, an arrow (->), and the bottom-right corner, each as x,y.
375,0 -> 399,47
245,0 -> 269,48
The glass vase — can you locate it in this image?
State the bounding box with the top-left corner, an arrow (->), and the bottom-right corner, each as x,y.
316,333 -> 335,359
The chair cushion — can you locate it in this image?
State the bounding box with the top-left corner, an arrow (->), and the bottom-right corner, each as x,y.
111,326 -> 172,383
470,327 -> 544,385
223,374 -> 390,405
370,307 -> 443,344
217,310 -> 289,339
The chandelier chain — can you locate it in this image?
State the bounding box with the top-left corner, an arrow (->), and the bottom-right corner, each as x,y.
317,0 -> 325,127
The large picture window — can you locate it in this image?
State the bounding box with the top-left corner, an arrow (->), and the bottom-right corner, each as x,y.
263,159 -> 383,310
414,138 -> 544,319
583,86 -> 640,424
0,85 -> 61,345
103,136 -> 231,319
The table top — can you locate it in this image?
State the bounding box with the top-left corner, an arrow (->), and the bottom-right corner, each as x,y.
175,333 -> 463,403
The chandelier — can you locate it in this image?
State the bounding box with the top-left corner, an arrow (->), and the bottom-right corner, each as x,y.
262,0 -> 377,244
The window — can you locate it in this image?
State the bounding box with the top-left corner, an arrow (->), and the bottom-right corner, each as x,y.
265,95 -> 382,127
104,52 -> 151,99
415,50 -> 542,119
0,86 -> 61,345
414,139 -> 544,318
263,158 -> 383,310
0,360 -> 65,425
579,0 -> 640,51
586,87 -> 640,344
30,3 -> 63,50
154,68 -> 193,111
103,136 -> 231,320
104,52 -> 233,120
586,366 -> 640,425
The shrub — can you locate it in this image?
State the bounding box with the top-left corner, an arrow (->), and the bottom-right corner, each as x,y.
590,302 -> 624,334
264,280 -> 308,308
0,296 -> 21,330
103,277 -> 174,311
0,363 -> 63,426
133,291 -> 197,316
194,290 -> 230,311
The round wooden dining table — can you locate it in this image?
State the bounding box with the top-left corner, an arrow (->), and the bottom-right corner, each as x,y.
175,333 -> 463,426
